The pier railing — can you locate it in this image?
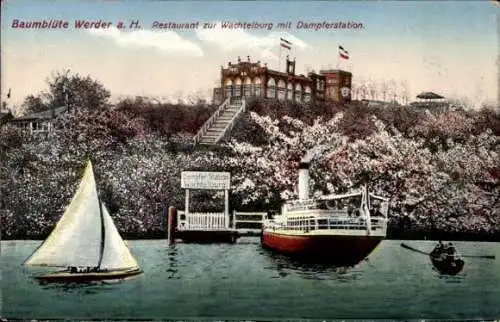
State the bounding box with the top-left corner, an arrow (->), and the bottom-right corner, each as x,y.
232,211 -> 266,233
175,211 -> 265,234
177,211 -> 228,230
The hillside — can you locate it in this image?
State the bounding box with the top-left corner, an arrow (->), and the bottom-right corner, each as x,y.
0,98 -> 499,240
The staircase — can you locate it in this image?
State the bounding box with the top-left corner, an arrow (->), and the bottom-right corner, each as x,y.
194,97 -> 246,145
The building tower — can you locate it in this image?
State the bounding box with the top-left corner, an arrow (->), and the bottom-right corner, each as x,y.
320,69 -> 353,102
286,56 -> 296,75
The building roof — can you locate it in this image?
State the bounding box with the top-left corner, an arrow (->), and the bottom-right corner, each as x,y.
267,69 -> 312,81
416,92 -> 445,99
11,106 -> 68,122
319,69 -> 353,75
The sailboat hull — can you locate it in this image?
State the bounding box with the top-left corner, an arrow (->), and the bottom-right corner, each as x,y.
35,268 -> 143,284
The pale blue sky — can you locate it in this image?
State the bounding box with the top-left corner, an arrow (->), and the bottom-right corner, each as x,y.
1,0 -> 498,110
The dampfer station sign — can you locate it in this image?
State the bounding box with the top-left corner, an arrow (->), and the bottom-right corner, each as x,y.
181,171 -> 231,190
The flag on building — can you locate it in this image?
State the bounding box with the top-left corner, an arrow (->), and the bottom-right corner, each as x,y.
339,45 -> 349,59
280,37 -> 292,50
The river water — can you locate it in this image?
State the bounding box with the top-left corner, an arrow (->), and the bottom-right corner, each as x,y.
1,238 -> 499,320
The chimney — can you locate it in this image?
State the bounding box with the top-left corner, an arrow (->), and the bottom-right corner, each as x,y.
298,161 -> 310,200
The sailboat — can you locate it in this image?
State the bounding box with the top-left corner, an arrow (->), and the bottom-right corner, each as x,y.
24,160 -> 143,283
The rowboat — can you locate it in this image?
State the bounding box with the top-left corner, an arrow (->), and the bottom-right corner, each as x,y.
429,245 -> 465,275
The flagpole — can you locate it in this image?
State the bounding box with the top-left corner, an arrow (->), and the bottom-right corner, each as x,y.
279,38 -> 292,73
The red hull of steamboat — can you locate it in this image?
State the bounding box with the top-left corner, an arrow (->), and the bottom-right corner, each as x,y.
261,231 -> 383,266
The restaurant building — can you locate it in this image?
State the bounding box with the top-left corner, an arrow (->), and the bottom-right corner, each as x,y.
213,56 -> 352,104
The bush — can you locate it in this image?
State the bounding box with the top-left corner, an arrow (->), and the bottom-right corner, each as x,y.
116,97 -> 217,136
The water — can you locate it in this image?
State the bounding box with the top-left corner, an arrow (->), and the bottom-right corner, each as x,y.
1,238 -> 499,320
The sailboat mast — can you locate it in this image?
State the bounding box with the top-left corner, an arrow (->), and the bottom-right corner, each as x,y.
97,196 -> 106,269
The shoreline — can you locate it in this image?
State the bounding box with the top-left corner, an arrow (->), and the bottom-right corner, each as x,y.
3,230 -> 500,242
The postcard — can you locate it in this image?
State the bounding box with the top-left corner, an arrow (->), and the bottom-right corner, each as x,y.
1,1 -> 499,321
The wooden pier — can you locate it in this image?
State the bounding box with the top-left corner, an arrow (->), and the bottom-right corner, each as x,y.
168,209 -> 266,243
172,171 -> 238,244
166,171 -> 268,244
175,210 -> 239,243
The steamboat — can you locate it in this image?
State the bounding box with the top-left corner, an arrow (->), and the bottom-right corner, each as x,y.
261,159 -> 389,266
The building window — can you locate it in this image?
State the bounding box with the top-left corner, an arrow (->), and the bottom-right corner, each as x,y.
295,84 -> 302,102
31,121 -> 50,133
253,77 -> 262,97
19,122 -> 29,129
317,80 -> 325,91
277,80 -> 286,100
327,87 -> 337,100
304,86 -> 312,103
286,83 -> 293,100
243,77 -> 252,97
225,79 -> 233,98
234,78 -> 242,97
267,78 -> 276,99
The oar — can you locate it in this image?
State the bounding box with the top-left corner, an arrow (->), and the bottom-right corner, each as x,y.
400,243 -> 429,256
461,254 -> 495,259
401,243 -> 495,259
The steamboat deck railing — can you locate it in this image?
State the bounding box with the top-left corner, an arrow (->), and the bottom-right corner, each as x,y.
269,215 -> 387,233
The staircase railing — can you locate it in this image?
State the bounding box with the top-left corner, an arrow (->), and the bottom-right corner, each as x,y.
215,98 -> 246,143
193,97 -> 230,144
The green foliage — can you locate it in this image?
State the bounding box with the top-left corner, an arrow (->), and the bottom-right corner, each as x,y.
47,70 -> 111,110
21,70 -> 111,115
21,95 -> 47,114
116,96 -> 217,136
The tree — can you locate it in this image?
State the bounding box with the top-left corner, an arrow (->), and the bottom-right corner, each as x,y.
367,78 -> 377,100
400,80 -> 410,106
21,70 -> 111,115
379,80 -> 389,102
388,79 -> 398,104
22,95 -> 48,115
45,70 -> 111,110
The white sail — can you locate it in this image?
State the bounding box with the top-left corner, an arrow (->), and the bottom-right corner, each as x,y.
24,160 -> 140,272
24,161 -> 102,267
99,205 -> 139,270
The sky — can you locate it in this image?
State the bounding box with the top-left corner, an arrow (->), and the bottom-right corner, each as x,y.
1,0 -> 498,112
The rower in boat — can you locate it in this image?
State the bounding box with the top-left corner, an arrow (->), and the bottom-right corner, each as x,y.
429,241 -> 464,275
431,240 -> 457,259
445,242 -> 457,255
